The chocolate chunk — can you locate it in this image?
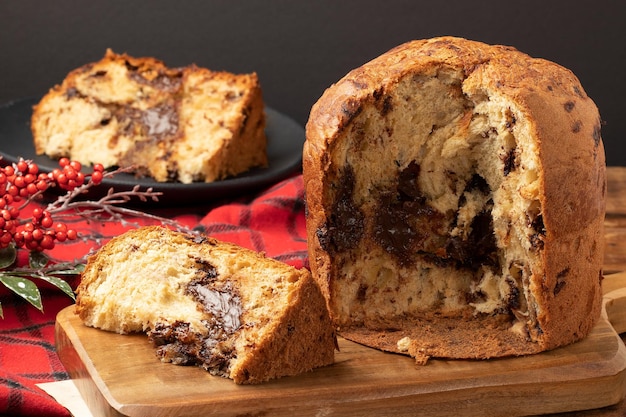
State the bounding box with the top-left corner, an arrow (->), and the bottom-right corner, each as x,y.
529,213 -> 546,252
554,268 -> 570,295
147,269 -> 244,376
506,278 -> 521,311
64,87 -> 80,99
373,162 -> 448,266
505,109 -> 516,131
372,88 -> 393,117
115,102 -> 179,141
464,173 -> 490,195
340,99 -> 362,122
320,165 -> 364,253
374,195 -> 424,266
502,148 -> 517,176
564,101 -> 575,112
397,161 -> 424,201
187,276 -> 242,334
141,103 -> 179,139
444,207 -> 499,270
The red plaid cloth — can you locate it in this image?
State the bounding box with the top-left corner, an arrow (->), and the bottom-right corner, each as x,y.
0,175 -> 308,416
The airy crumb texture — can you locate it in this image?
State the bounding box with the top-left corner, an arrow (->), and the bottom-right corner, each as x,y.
31,49 -> 268,184
75,226 -> 336,384
303,36 -> 606,363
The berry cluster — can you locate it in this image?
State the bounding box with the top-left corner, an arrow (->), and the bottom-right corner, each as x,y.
0,157 -> 104,252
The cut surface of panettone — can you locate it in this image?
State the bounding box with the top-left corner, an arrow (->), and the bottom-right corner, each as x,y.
75,226 -> 336,384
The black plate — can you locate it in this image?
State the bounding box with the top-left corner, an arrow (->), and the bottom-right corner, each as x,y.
0,98 -> 304,205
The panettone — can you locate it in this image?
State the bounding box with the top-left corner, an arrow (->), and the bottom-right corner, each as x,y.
31,49 -> 267,184
303,37 -> 606,364
75,226 -> 336,384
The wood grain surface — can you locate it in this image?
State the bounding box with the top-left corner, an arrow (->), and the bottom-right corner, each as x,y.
55,166 -> 626,417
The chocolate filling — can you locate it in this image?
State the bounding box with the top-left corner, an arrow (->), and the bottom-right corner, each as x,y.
114,102 -> 179,141
323,161 -> 501,272
317,165 -> 364,252
147,260 -> 243,377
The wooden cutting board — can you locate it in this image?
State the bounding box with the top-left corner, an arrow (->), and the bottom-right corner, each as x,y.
55,272 -> 626,417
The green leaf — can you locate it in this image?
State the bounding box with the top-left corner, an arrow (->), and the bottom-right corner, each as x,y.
0,274 -> 43,311
29,251 -> 50,269
0,245 -> 17,269
32,274 -> 76,301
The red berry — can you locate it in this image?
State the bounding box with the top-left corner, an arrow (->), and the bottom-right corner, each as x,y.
91,170 -> 104,185
50,168 -> 61,179
93,163 -> 104,172
8,207 -> 18,219
64,165 -> 77,180
27,163 -> 38,175
13,233 -> 24,247
16,160 -> 28,173
41,216 -> 53,228
26,183 -> 38,195
66,229 -> 78,240
36,180 -> 48,192
70,160 -> 82,172
3,166 -> 14,176
4,219 -> 16,233
40,235 -> 55,250
32,228 -> 44,241
23,173 -> 35,184
26,240 -> 39,250
59,157 -> 70,167
7,185 -> 18,197
22,231 -> 33,243
32,207 -> 43,219
0,232 -> 12,244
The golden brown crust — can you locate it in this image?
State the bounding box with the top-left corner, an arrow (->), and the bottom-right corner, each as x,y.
303,36 -> 605,361
31,49 -> 268,184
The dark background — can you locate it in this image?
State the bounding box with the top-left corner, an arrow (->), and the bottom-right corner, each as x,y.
1,1 -> 624,165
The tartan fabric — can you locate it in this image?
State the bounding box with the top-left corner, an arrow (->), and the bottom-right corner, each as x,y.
0,174 -> 308,416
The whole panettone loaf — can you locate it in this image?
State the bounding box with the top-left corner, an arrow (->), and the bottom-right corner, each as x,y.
75,226 -> 336,384
31,49 -> 267,184
303,36 -> 606,364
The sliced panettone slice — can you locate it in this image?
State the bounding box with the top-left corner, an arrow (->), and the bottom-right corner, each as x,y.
75,226 -> 336,384
31,49 -> 267,184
